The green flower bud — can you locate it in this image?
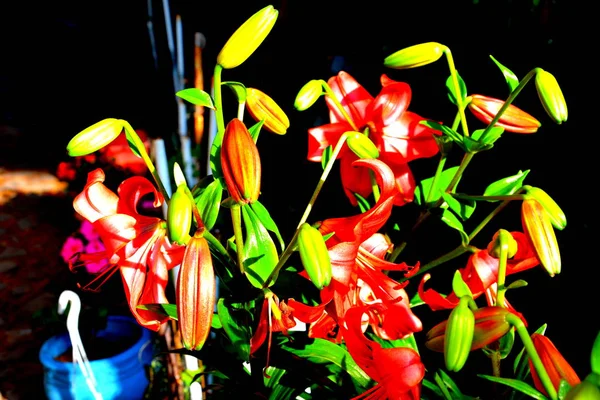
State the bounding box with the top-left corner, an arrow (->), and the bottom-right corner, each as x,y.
294,80 -> 323,111
444,296 -> 475,372
67,118 -> 123,157
384,42 -> 444,70
487,229 -> 519,259
524,186 -> 567,230
346,132 -> 379,159
167,184 -> 193,245
535,69 -> 568,124
565,379 -> 600,400
297,223 -> 332,290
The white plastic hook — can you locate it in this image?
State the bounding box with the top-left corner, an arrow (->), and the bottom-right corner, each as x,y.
58,290 -> 103,400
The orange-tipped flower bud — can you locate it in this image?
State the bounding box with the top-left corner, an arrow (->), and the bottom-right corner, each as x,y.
221,118 -> 261,204
444,297 -> 475,372
535,69 -> 568,124
468,94 -> 541,134
216,5 -> 278,69
529,333 -> 580,397
521,198 -> 561,277
297,223 -> 332,290
246,87 -> 290,135
294,80 -> 323,111
426,306 -> 514,353
346,132 -> 380,159
384,42 -> 445,70
67,118 -> 123,157
167,184 -> 193,245
524,186 -> 567,230
177,231 -> 216,351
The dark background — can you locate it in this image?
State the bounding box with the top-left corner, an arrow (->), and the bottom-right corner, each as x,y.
2,0 -> 597,396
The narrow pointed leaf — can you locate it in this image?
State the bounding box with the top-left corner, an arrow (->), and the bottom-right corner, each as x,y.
137,303 -> 178,320
250,200 -> 284,251
446,73 -> 467,106
414,166 -> 460,206
176,88 -> 215,109
442,192 -> 476,221
483,170 -> 530,201
441,209 -> 469,245
490,55 -> 520,92
478,375 -> 548,400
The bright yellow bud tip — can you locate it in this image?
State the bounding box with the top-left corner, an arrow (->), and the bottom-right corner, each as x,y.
346,132 -> 379,159
294,80 -> 323,111
384,42 -> 445,70
217,5 -> 278,69
535,69 -> 568,124
246,87 -> 290,135
66,118 -> 123,157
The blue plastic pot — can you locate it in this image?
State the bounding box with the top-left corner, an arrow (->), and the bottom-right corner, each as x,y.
39,315 -> 154,400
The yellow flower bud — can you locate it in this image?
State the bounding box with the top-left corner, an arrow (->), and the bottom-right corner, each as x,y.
67,118 -> 123,157
524,186 -> 567,230
294,80 -> 323,111
167,184 -> 193,245
297,223 -> 332,290
246,87 -> 290,135
535,69 -> 568,124
521,198 -> 561,277
346,132 -> 380,159
384,42 -> 445,70
216,5 -> 278,69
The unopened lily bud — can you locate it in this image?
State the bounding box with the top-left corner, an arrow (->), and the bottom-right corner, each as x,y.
221,118 -> 261,204
297,223 -> 332,290
521,198 -> 561,277
487,229 -> 518,259
346,132 -> 379,159
216,5 -> 278,69
67,118 -> 123,156
177,231 -> 216,351
524,186 -> 567,230
294,80 -> 323,111
535,69 -> 568,124
444,297 -> 474,372
565,378 -> 600,400
529,333 -> 580,397
384,42 -> 444,70
246,87 -> 290,135
167,184 -> 192,245
468,95 -> 541,134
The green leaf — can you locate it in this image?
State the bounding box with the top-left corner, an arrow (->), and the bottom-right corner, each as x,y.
367,332 -> 420,354
217,298 -> 254,362
421,120 -> 464,148
507,279 -> 528,290
241,205 -> 280,288
558,379 -> 573,399
414,166 -> 460,206
422,378 -> 445,398
250,200 -> 285,251
136,303 -> 178,320
176,88 -> 215,109
280,338 -> 372,390
248,120 -> 265,142
410,292 -> 426,308
478,374 -> 548,400
209,127 -> 225,185
490,55 -> 520,92
514,324 -> 547,379
483,170 -> 530,201
122,121 -> 146,159
442,192 -> 476,221
222,81 -> 247,102
472,126 -> 504,145
462,135 -> 493,153
441,209 -> 469,245
591,330 -> 600,375
321,145 -> 333,170
446,72 -> 468,106
437,369 -> 467,398
194,178 -> 223,230
452,270 -> 473,299
354,192 -> 371,213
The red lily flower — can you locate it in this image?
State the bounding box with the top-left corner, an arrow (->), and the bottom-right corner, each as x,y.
307,71 -> 440,206
529,333 -> 580,396
288,159 -> 421,342
72,168 -> 185,331
418,231 -> 538,314
341,305 -> 425,400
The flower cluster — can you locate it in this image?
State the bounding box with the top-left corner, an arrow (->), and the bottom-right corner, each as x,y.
61,5 -> 600,400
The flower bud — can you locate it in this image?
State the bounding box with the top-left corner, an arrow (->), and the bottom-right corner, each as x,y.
167,184 -> 193,245
294,80 -> 323,111
565,378 -> 600,400
177,231 -> 216,351
246,87 -> 290,135
521,198 -> 561,277
487,229 -> 518,259
67,118 -> 123,156
346,132 -> 380,159
524,186 -> 567,230
384,42 -> 444,70
297,223 -> 332,290
535,69 -> 568,124
221,118 -> 261,204
529,333 -> 580,397
468,95 -> 541,134
216,5 -> 278,69
443,297 -> 474,372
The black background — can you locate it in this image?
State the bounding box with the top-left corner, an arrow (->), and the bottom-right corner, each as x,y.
2,0 -> 597,394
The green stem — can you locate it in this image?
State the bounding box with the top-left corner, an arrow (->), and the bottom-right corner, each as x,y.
400,245 -> 471,283
508,314 -> 558,400
467,198 -> 513,242
262,133 -> 351,288
230,204 -> 245,275
321,81 -> 359,131
495,232 -> 509,308
452,193 -> 524,202
213,65 -> 225,135
443,46 -> 470,138
204,229 -> 234,265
